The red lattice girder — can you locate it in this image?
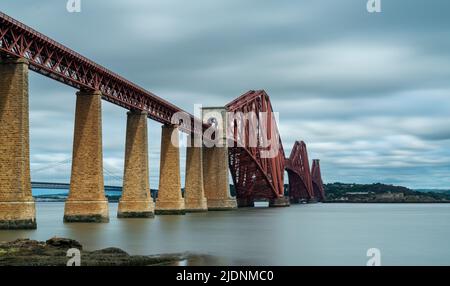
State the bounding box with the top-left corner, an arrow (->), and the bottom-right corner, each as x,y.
311,159 -> 326,201
226,90 -> 285,202
285,141 -> 314,201
0,11 -> 205,134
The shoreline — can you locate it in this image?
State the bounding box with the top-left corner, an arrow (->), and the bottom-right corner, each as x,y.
0,237 -> 192,266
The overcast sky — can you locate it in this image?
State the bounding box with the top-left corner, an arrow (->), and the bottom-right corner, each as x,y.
2,0 -> 450,189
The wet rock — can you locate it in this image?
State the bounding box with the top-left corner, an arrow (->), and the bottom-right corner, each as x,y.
5,238 -> 42,247
0,237 -> 188,266
91,247 -> 129,256
46,237 -> 83,250
0,219 -> 37,230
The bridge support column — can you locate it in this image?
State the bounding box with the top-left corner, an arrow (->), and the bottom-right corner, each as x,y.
118,110 -> 154,218
237,198 -> 255,208
203,147 -> 237,210
202,107 -> 237,211
269,197 -> 290,207
64,90 -> 109,223
184,133 -> 207,212
0,58 -> 36,229
155,125 -> 185,215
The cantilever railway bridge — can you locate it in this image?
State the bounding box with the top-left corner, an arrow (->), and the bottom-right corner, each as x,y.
0,11 -> 324,229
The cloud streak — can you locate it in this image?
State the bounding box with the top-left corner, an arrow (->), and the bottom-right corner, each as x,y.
1,0 -> 449,189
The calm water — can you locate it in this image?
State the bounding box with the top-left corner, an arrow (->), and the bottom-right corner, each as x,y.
1,202 -> 450,266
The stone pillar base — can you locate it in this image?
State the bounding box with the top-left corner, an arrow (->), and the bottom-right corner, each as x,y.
289,197 -> 301,204
156,125 -> 184,215
0,59 -> 35,230
64,200 -> 109,223
307,198 -> 318,204
237,198 -> 254,208
207,199 -> 237,211
155,200 -> 185,215
184,134 -> 208,213
0,201 -> 36,229
185,198 -> 208,212
118,200 -> 154,218
269,197 -> 290,207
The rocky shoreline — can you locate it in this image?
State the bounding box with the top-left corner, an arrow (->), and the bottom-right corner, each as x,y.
0,237 -> 188,266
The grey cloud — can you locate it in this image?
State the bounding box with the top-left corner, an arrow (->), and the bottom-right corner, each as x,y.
2,0 -> 449,188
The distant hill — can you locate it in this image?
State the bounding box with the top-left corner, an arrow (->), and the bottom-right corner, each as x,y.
31,182 -> 450,203
415,189 -> 450,194
325,182 -> 412,194
324,182 -> 450,203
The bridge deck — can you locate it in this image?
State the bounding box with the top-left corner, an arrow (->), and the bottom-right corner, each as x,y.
0,11 -> 207,134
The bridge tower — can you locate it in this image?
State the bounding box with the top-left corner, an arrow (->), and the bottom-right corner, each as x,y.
0,58 -> 36,229
226,91 -> 289,208
285,141 -> 315,203
311,159 -> 326,201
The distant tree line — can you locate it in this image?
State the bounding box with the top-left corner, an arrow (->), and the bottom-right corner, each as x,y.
323,182 -> 450,201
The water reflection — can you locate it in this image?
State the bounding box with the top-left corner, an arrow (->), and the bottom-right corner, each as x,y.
1,203 -> 450,265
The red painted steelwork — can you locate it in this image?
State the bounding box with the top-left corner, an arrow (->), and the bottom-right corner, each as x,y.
285,141 -> 314,202
226,90 -> 286,204
0,11 -> 205,134
311,159 -> 326,201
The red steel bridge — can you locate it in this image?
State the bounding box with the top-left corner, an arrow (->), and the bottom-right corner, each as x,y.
0,11 -> 324,211
285,141 -> 314,203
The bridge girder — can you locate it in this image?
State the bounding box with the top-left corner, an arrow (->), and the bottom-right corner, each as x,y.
226,90 -> 286,203
0,12 -> 206,134
285,141 -> 314,202
311,159 -> 326,201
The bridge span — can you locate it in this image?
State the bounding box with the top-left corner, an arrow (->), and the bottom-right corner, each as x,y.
0,11 -> 324,229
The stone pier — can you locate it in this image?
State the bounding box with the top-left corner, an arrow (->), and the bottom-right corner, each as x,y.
184,133 -> 208,212
237,198 -> 255,208
202,107 -> 237,210
155,125 -> 185,215
118,110 -> 154,218
269,196 -> 290,207
0,58 -> 36,229
64,90 -> 109,223
203,147 -> 237,210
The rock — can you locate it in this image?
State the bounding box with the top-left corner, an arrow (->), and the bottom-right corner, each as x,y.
45,237 -> 83,250
0,237 -> 188,266
4,238 -> 45,249
91,247 -> 129,256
